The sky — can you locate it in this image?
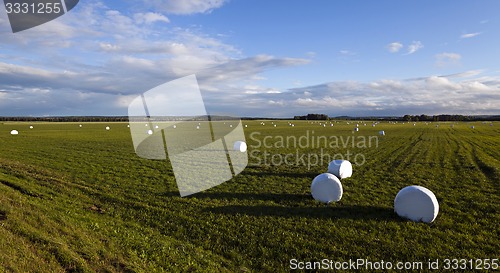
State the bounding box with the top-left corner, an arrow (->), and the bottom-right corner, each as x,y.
0,0 -> 499,117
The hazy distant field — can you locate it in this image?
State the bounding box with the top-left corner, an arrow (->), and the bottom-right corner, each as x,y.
0,121 -> 498,272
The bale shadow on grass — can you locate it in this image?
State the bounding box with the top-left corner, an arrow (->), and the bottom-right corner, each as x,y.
205,204 -> 400,221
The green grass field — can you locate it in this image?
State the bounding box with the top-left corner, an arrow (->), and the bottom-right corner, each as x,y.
0,121 -> 498,272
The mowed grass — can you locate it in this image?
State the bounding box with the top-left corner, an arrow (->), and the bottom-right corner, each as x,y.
0,121 -> 498,272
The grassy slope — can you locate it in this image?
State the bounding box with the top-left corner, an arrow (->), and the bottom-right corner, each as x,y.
0,121 -> 498,272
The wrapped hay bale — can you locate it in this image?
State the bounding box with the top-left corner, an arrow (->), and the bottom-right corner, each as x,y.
233,141 -> 247,152
327,160 -> 352,179
394,185 -> 439,223
311,173 -> 343,203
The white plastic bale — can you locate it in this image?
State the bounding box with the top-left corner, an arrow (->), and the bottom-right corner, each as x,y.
311,173 -> 343,203
379,130 -> 385,135
10,130 -> 19,135
394,185 -> 439,223
327,160 -> 352,179
233,141 -> 247,152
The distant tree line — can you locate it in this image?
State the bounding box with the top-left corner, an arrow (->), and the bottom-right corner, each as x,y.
294,114 -> 329,120
402,114 -> 500,122
0,114 -> 498,122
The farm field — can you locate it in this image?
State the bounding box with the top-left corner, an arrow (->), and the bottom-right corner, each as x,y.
0,120 -> 499,272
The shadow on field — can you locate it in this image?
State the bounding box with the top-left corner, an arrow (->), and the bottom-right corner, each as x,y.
188,192 -> 309,203
243,166 -> 319,178
205,204 -> 399,221
249,171 -> 318,178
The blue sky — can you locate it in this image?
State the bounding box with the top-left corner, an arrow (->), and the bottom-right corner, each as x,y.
0,0 -> 499,117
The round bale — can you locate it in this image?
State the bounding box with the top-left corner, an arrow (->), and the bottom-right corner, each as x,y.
311,173 -> 343,203
394,185 -> 439,223
327,160 -> 352,179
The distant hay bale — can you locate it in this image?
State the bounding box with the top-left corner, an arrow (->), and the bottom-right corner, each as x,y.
354,127 -> 359,132
29,126 -> 33,129
394,185 -> 439,223
10,130 -> 19,135
147,130 -> 153,135
471,125 -> 475,129
311,173 -> 343,203
105,126 -> 110,130
233,141 -> 247,152
379,130 -> 385,136
327,160 -> 352,179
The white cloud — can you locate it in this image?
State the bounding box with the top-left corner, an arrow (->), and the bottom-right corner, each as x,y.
339,50 -> 355,56
306,51 -> 316,58
99,42 -> 120,52
0,1 -> 307,116
133,12 -> 170,24
460,32 -> 481,39
281,71 -> 500,116
442,70 -> 482,78
1,1 -> 497,117
143,0 -> 228,14
406,41 -> 423,55
386,42 -> 403,53
435,52 -> 461,67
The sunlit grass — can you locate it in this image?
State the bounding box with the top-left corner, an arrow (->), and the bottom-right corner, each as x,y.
0,121 -> 498,272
